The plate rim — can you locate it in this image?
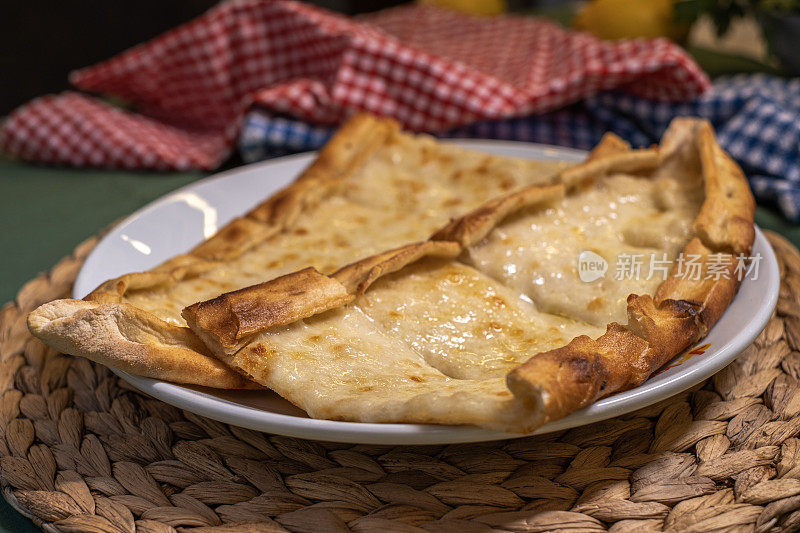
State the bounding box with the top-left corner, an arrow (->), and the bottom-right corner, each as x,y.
73,141 -> 780,445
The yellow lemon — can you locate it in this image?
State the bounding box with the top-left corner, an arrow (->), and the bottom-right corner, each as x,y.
418,0 -> 507,16
575,0 -> 686,41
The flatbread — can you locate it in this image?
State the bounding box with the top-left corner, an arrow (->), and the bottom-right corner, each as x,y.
178,117 -> 755,432
27,114 -> 570,387
28,115 -> 755,432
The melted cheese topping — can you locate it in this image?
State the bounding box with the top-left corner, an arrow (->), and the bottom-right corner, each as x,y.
345,133 -> 569,218
233,306 -> 530,429
358,259 -> 603,379
123,134 -> 568,325
467,173 -> 704,325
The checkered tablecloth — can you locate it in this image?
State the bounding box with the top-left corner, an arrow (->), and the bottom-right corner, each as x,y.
0,0 -> 707,171
240,74 -> 800,222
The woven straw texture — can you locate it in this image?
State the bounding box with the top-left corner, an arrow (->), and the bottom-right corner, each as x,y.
2,230 -> 800,533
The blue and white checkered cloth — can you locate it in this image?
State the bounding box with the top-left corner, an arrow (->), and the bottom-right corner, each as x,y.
239,74 -> 800,221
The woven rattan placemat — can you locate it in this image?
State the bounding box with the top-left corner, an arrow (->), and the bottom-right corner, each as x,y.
2,230 -> 800,533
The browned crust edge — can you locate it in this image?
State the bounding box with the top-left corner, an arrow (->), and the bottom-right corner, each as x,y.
27,114 -> 400,388
694,122 -> 756,255
27,299 -> 254,389
184,118 -> 756,430
182,240 -> 463,355
430,184 -> 566,247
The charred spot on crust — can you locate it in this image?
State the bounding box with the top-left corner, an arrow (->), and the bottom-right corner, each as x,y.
561,356 -> 594,382
221,225 -> 245,242
438,154 -> 454,165
560,353 -> 609,391
500,178 -> 516,190
475,157 -> 492,174
659,297 -> 702,320
399,179 -> 426,194
587,297 -> 605,312
250,344 -> 268,357
490,296 -> 507,308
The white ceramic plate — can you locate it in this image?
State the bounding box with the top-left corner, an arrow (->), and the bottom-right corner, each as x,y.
74,141 -> 780,445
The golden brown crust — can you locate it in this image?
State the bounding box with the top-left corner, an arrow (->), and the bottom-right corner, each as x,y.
508,295 -> 702,424
587,132 -> 631,160
623,295 -> 702,375
559,148 -> 659,188
654,237 -> 740,335
182,267 -> 354,355
331,240 -> 462,295
27,299 -> 253,389
693,123 -> 756,255
430,184 -> 564,247
182,240 -> 462,355
507,327 -> 637,422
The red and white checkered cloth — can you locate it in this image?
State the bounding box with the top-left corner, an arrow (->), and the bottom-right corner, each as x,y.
0,0 -> 710,171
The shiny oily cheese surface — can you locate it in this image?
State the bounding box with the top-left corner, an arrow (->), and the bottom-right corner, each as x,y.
468,173 -> 704,325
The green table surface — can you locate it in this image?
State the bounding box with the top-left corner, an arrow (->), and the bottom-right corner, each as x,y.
1,159 -> 799,532
0,161 -> 200,532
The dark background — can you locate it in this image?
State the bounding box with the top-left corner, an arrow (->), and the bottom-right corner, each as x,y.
0,0 -> 409,115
